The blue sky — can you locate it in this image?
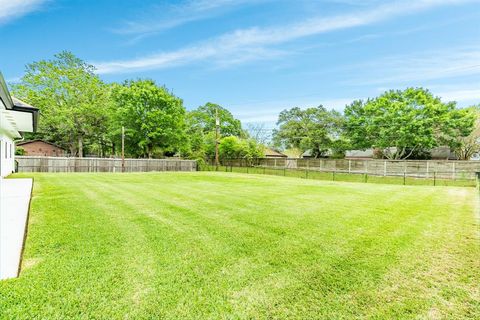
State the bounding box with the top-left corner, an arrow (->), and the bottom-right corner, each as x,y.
1,0 -> 479,127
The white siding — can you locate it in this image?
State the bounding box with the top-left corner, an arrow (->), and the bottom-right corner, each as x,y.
0,134 -> 15,177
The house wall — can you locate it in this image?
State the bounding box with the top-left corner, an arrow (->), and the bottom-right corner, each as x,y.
0,133 -> 15,177
18,141 -> 65,157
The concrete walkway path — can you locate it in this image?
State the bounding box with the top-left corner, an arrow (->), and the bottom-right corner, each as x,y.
0,178 -> 33,280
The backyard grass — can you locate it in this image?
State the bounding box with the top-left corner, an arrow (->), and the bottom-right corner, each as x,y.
0,172 -> 479,319
204,165 -> 476,187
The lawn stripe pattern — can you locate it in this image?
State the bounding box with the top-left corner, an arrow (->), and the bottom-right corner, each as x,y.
0,172 -> 478,319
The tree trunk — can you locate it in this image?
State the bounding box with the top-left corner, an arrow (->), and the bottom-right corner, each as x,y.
69,146 -> 76,157
78,136 -> 84,158
100,139 -> 105,158
147,144 -> 152,159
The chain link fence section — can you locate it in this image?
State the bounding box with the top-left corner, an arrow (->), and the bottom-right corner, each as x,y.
203,158 -> 477,187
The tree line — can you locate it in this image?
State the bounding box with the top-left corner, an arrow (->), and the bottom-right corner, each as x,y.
13,52 -> 263,161
13,51 -> 479,161
272,89 -> 478,160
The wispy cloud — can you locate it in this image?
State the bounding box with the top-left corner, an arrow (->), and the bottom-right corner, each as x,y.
113,0 -> 266,40
95,0 -> 478,74
5,76 -> 21,84
440,89 -> 480,103
231,96 -> 357,123
436,85 -> 480,104
0,0 -> 48,25
344,46 -> 480,85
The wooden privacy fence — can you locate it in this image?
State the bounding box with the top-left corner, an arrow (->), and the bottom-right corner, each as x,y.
16,156 -> 197,173
221,158 -> 480,180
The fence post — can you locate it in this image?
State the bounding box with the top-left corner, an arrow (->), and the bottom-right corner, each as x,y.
333,171 -> 336,181
348,160 -> 351,173
305,169 -> 308,179
452,162 -> 456,180
403,172 -> 406,185
434,172 -> 436,186
246,165 -> 249,174
283,167 -> 286,176
263,166 -> 266,175
384,160 -> 387,176
364,173 -> 368,183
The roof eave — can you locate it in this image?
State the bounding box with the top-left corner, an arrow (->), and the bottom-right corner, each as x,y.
12,105 -> 39,133
0,72 -> 14,110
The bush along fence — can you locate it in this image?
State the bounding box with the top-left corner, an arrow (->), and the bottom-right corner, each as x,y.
16,156 -> 197,173
202,158 -> 477,187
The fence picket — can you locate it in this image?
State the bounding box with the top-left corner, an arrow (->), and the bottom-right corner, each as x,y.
16,156 -> 197,173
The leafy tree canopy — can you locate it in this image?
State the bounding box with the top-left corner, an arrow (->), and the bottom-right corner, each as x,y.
189,102 -> 244,137
111,79 -> 187,158
272,106 -> 345,158
453,105 -> 480,160
218,136 -> 264,160
12,51 -> 111,157
344,88 -> 474,159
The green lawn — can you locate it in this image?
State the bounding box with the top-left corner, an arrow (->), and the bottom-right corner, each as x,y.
204,165 -> 476,187
1,172 -> 479,319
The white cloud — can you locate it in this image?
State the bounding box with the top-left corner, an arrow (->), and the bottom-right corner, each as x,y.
95,0 -> 479,74
5,76 -> 21,83
113,0 -> 266,38
344,46 -> 480,85
230,96 -> 357,123
0,0 -> 48,25
437,87 -> 480,104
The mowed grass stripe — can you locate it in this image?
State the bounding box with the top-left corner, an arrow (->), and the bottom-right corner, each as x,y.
0,172 -> 478,319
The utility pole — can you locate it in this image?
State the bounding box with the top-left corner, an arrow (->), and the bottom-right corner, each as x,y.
121,126 -> 125,173
215,107 -> 220,169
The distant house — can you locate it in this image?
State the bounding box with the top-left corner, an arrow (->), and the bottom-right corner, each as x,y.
345,149 -> 375,159
301,149 -> 333,159
345,147 -> 459,160
264,147 -> 287,158
17,140 -> 66,157
430,146 -> 458,160
301,149 -> 314,159
283,148 -> 302,159
0,73 -> 38,177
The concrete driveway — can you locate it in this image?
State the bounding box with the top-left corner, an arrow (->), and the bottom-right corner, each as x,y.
0,178 -> 33,280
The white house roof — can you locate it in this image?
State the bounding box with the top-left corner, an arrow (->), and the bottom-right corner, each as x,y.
0,73 -> 38,137
345,149 -> 374,158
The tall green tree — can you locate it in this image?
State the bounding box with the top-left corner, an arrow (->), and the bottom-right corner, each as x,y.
12,51 -> 111,157
453,105 -> 480,160
272,106 -> 345,158
187,102 -> 244,159
218,136 -> 263,159
111,79 -> 187,158
189,102 -> 244,137
344,88 -> 474,159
